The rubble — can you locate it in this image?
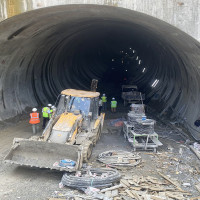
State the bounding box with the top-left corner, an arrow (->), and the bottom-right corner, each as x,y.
98,150 -> 141,167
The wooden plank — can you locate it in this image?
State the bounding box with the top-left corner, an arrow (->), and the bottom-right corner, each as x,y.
195,166 -> 200,174
101,184 -> 123,193
131,191 -> 143,200
113,197 -> 121,200
151,195 -> 165,200
190,196 -> 200,200
125,189 -> 135,198
128,180 -> 139,186
158,172 -> 185,192
121,179 -> 131,187
195,183 -> 200,193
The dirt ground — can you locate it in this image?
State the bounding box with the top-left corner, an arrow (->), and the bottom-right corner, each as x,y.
0,104 -> 200,199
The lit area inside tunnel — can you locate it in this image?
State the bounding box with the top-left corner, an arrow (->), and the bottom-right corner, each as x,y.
1,4 -> 200,139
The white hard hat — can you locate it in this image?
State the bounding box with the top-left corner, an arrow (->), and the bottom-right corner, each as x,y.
103,94 -> 105,96
48,104 -> 52,107
112,98 -> 115,100
32,108 -> 37,112
51,105 -> 55,109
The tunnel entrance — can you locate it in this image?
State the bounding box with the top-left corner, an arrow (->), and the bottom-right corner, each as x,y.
0,5 -> 200,139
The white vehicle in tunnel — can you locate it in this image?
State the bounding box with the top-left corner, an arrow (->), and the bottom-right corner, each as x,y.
121,85 -> 145,106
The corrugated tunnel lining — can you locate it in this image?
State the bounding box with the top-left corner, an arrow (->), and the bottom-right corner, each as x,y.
0,4 -> 200,139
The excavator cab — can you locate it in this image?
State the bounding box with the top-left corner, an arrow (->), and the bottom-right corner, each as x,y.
56,90 -> 99,127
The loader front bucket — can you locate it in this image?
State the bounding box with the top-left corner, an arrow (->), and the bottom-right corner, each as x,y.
4,138 -> 82,172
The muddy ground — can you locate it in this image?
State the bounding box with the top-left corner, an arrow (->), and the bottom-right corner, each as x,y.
0,104 -> 200,199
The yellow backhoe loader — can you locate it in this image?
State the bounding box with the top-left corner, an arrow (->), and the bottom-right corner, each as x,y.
4,89 -> 105,172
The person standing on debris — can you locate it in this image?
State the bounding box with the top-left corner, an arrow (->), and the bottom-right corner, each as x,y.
111,98 -> 117,112
101,94 -> 107,111
42,104 -> 51,129
99,98 -> 103,115
29,108 -> 40,134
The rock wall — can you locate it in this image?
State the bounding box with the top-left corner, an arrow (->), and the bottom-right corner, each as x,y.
0,0 -> 200,41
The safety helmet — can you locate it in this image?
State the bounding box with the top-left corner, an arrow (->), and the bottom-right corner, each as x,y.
112,98 -> 115,100
51,105 -> 55,109
32,108 -> 37,112
48,104 -> 52,107
103,94 -> 105,96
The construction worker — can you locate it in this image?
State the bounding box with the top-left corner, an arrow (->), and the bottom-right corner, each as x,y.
42,104 -> 51,129
111,98 -> 117,112
101,94 -> 107,111
49,106 -> 53,119
29,108 -> 40,134
99,98 -> 103,115
49,105 -> 56,119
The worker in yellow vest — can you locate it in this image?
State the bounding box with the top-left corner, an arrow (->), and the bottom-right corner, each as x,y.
29,108 -> 40,134
111,98 -> 117,112
101,94 -> 107,111
42,104 -> 51,129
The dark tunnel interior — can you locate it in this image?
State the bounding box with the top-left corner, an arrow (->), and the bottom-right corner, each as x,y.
1,5 -> 200,139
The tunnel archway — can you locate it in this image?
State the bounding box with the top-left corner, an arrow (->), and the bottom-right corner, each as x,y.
0,5 -> 200,139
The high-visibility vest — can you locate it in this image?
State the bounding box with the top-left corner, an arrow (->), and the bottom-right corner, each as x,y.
49,109 -> 53,119
29,113 -> 40,124
42,107 -> 50,118
111,101 -> 117,108
101,96 -> 107,103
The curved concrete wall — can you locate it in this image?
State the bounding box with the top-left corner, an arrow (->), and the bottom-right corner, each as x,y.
0,0 -> 200,41
0,5 -> 200,139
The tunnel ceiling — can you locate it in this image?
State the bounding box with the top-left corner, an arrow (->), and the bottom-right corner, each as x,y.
1,5 -> 200,139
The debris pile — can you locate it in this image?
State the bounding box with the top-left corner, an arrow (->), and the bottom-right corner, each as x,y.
53,172 -> 192,200
112,173 -> 191,200
98,150 -> 141,167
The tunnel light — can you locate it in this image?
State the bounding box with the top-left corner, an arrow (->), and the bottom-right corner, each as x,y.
112,59 -> 115,61
136,56 -> 138,60
122,60 -> 124,64
138,60 -> 141,65
133,50 -> 135,53
142,68 -> 146,73
129,47 -> 132,49
125,69 -> 128,72
151,79 -> 159,87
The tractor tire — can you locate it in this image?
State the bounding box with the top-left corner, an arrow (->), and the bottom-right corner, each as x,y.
82,141 -> 93,162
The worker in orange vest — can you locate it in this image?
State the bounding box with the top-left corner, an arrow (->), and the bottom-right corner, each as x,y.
29,108 -> 40,134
